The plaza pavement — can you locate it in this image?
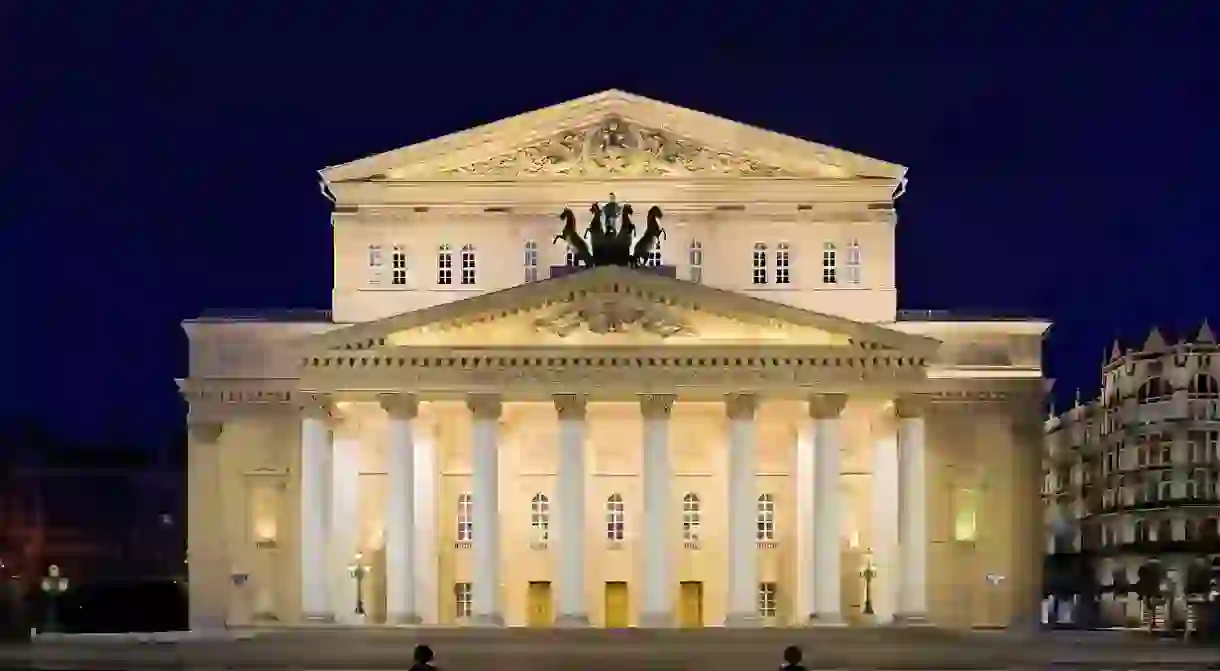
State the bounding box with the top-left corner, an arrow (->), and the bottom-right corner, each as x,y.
2,626 -> 1219,670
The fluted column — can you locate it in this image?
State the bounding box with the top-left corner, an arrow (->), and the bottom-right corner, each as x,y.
895,395 -> 929,625
725,393 -> 760,626
187,420 -> 227,630
809,394 -> 848,624
871,405 -> 901,624
639,393 -> 676,627
554,393 -> 589,626
467,394 -> 504,626
298,399 -> 333,622
380,393 -> 419,624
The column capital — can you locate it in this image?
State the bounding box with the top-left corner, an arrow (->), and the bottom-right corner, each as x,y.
553,393 -> 588,421
638,394 -> 676,420
298,394 -> 333,420
466,393 -> 503,421
379,392 -> 420,420
188,421 -> 223,444
807,393 -> 847,419
724,393 -> 759,420
894,395 -> 932,419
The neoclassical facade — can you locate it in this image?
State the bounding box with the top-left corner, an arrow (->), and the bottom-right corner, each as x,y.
180,90 -> 1049,629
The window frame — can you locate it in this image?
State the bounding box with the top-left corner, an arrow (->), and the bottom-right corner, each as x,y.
688,240 -> 703,283
606,493 -> 625,542
682,492 -> 701,542
752,243 -> 768,285
523,240 -> 539,283
530,492 -> 550,542
775,242 -> 791,285
460,244 -> 477,285
437,244 -> 453,285
391,244 -> 408,286
456,492 -> 473,542
822,242 -> 838,284
756,493 -> 775,542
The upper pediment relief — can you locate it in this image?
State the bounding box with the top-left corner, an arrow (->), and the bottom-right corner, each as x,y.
320,90 -> 906,183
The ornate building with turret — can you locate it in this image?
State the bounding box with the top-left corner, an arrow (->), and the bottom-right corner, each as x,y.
1045,322 -> 1220,626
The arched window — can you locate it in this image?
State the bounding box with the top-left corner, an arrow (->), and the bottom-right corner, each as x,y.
688,241 -> 703,283
606,494 -> 625,541
531,493 -> 550,542
756,493 -> 775,542
460,244 -> 477,285
1137,377 -> 1170,402
523,240 -> 539,283
821,242 -> 837,284
682,493 -> 701,541
437,244 -> 453,285
1190,374 -> 1219,398
775,242 -> 791,284
456,493 -> 473,542
752,243 -> 768,285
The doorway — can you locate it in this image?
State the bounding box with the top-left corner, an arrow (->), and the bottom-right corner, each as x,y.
527,582 -> 553,627
678,581 -> 703,628
604,582 -> 629,628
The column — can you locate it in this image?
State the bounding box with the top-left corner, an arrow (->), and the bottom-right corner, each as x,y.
413,419 -> 440,624
329,415 -> 362,623
809,394 -> 848,624
896,395 -> 929,624
187,420 -> 228,630
554,393 -> 589,626
467,393 -> 504,626
298,400 -> 333,622
380,393 -> 419,624
639,393 -> 676,627
871,406 -> 901,624
725,393 -> 760,626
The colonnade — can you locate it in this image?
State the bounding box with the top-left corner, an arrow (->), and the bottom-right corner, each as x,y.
296,392 -> 929,626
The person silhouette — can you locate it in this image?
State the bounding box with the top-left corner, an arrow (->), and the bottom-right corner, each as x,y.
781,645 -> 807,671
411,644 -> 436,671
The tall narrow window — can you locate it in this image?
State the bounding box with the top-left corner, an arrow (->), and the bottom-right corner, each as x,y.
682,493 -> 701,542
391,245 -> 408,286
756,493 -> 775,542
775,242 -> 791,285
454,582 -> 472,618
757,583 -> 778,618
523,240 -> 539,283
645,238 -> 662,267
688,241 -> 703,283
844,239 -> 862,285
531,493 -> 550,542
822,242 -> 837,284
437,244 -> 453,285
606,494 -> 625,542
752,243 -> 768,285
456,493 -> 472,542
368,244 -> 385,285
460,244 -> 476,285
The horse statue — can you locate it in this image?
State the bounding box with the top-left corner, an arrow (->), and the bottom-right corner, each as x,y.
607,203 -> 636,266
555,208 -> 591,267
631,205 -> 665,267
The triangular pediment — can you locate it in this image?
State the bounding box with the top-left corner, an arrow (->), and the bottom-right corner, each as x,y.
308,267 -> 938,355
320,90 -> 906,183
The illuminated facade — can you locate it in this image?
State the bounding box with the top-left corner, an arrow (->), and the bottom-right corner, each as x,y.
180,90 -> 1048,629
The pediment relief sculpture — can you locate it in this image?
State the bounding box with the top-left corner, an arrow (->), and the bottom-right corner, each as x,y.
443,116 -> 791,179
532,293 -> 694,339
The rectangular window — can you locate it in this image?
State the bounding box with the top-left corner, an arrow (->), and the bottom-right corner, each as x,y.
844,240 -> 861,285
822,242 -> 837,284
456,493 -> 472,542
688,241 -> 703,283
752,243 -> 768,285
368,244 -> 385,285
391,245 -> 407,286
757,583 -> 777,618
775,243 -> 790,285
524,240 -> 539,283
756,494 -> 775,542
454,582 -> 472,619
437,245 -> 453,285
460,245 -> 476,285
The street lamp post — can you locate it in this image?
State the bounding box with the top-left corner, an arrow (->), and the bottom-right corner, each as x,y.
347,552 -> 368,617
39,565 -> 69,633
861,551 -> 877,616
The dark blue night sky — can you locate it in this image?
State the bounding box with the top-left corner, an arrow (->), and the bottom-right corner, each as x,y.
4,4 -> 1217,446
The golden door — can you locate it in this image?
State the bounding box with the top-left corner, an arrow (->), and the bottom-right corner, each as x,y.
678,581 -> 703,628
604,582 -> 629,628
527,582 -> 553,627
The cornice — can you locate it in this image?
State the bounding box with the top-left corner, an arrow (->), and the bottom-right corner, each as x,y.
333,203 -> 895,225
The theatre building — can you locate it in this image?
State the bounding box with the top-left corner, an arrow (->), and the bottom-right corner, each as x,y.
179,90 -> 1049,629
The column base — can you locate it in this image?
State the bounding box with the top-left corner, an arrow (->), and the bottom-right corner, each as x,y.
469,613 -> 505,627
893,612 -> 932,626
807,612 -> 846,626
638,612 -> 673,628
388,612 -> 423,625
555,613 -> 590,628
302,612 -> 335,624
724,612 -> 763,628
